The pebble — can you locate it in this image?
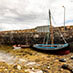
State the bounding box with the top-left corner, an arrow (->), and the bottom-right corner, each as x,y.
70,56 -> 73,59
47,66 -> 50,69
13,64 -> 21,70
13,65 -> 17,69
24,70 -> 29,72
4,69 -> 8,71
32,68 -> 35,70
62,64 -> 73,73
25,69 -> 43,73
19,58 -> 27,62
59,59 -> 66,62
43,70 -> 49,73
25,62 -> 36,66
17,65 -> 21,70
62,64 -> 68,69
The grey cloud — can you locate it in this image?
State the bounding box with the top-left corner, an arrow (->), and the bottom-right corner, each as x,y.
0,0 -> 73,31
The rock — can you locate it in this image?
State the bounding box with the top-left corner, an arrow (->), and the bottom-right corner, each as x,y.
62,64 -> 73,73
70,56 -> 73,59
4,69 -> 8,71
25,69 -> 43,73
32,68 -> 35,70
17,65 -> 21,70
60,68 -> 64,71
59,59 -> 66,62
34,34 -> 39,38
25,61 -> 38,67
42,70 -> 49,73
19,59 -> 27,62
47,66 -> 50,69
13,64 -> 21,70
24,69 -> 29,73
62,64 -> 68,69
55,59 -> 59,62
13,65 -> 17,69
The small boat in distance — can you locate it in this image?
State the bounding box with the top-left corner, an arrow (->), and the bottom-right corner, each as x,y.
33,9 -> 69,53
13,44 -> 30,49
13,45 -> 21,50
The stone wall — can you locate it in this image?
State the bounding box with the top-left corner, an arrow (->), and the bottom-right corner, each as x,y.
0,30 -> 73,45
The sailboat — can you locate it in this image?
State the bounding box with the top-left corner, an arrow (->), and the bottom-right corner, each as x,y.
33,10 -> 69,52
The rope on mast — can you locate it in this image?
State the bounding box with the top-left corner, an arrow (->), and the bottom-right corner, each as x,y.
51,15 -> 67,43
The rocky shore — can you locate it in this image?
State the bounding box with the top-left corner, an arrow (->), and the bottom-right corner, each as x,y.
0,45 -> 73,73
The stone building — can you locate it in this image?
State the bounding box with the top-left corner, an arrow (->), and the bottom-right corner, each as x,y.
35,25 -> 49,32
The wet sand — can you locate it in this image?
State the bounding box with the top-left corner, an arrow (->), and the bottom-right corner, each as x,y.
0,45 -> 73,73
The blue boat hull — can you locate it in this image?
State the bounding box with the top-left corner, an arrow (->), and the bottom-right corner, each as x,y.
33,44 -> 69,51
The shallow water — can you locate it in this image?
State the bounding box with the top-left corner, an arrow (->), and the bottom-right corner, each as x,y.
0,51 -> 18,64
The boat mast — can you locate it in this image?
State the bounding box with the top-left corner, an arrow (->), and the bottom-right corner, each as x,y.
49,10 -> 54,44
62,6 -> 66,31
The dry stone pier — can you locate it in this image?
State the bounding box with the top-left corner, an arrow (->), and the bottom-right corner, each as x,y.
0,30 -> 73,45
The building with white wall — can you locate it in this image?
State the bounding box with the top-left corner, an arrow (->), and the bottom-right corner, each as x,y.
35,25 -> 49,32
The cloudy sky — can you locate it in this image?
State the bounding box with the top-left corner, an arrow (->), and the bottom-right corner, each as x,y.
0,0 -> 73,31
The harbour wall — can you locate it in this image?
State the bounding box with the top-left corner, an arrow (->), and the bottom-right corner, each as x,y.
0,30 -> 73,46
